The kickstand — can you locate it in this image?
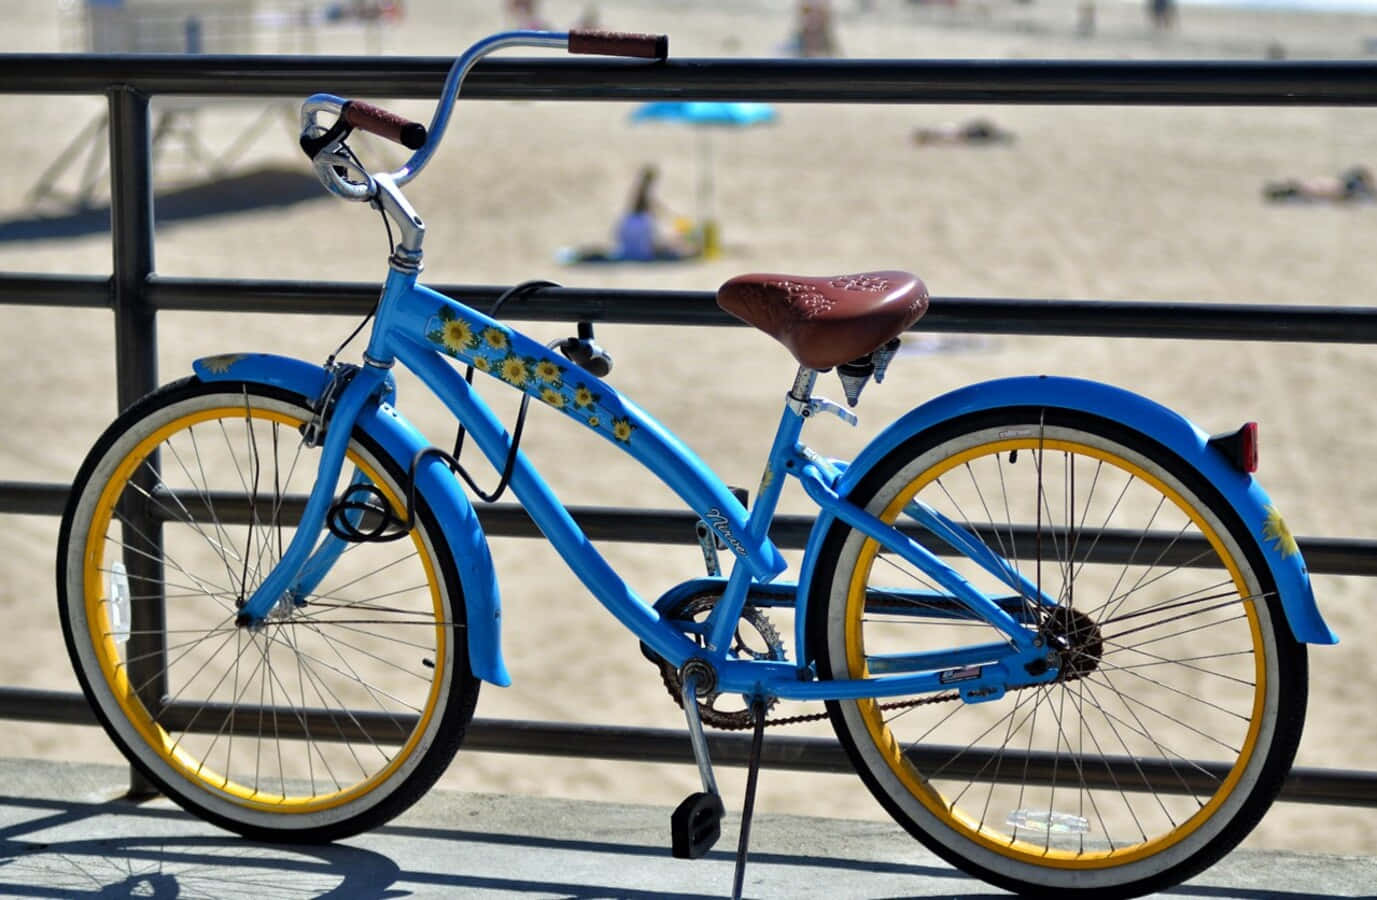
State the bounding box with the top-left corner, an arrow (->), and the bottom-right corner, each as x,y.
731,697 -> 768,900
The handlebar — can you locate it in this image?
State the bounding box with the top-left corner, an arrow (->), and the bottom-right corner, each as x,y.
343,100 -> 427,150
568,28 -> 668,59
299,28 -> 669,202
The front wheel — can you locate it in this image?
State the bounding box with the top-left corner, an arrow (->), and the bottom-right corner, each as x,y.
56,377 -> 480,842
808,407 -> 1306,898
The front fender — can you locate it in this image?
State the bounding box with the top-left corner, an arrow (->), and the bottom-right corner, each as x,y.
797,375 -> 1336,659
193,353 -> 510,686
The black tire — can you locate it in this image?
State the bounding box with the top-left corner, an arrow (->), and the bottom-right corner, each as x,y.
808,407 -> 1306,898
56,377 -> 480,842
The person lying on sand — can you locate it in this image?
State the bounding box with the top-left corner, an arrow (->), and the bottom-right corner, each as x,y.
1264,165 -> 1375,203
913,118 -> 1015,146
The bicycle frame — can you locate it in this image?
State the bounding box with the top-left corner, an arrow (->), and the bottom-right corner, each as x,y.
227,28 -> 1333,715
232,261 -> 1062,703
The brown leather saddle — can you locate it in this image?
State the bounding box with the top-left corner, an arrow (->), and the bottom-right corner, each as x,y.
716,270 -> 929,370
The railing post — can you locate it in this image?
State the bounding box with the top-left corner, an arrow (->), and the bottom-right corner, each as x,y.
108,85 -> 162,800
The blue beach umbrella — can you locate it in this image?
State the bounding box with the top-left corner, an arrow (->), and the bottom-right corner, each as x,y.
629,101 -> 778,255
630,101 -> 778,128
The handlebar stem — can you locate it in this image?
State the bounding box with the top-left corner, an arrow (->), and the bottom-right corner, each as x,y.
372,172 -> 426,262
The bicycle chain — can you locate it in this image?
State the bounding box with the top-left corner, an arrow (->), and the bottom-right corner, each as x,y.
654,592 -> 1096,732
743,663 -> 1093,730
654,589 -> 968,731
726,688 -> 962,731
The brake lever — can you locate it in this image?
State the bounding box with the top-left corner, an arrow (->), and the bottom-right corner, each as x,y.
311,146 -> 375,202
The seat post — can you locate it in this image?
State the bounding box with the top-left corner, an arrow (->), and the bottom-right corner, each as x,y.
788,365 -> 818,405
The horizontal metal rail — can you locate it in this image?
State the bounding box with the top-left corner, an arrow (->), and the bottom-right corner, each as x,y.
5,481 -> 1376,576
4,55 -> 1377,104
5,274 -> 1377,343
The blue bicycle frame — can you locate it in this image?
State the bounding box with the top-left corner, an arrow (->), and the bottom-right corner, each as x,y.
226,27 -> 1332,709
229,264 -> 1062,704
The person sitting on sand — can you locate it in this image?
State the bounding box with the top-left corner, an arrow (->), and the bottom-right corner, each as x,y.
614,165 -> 697,261
1264,165 -> 1375,203
913,118 -> 1015,146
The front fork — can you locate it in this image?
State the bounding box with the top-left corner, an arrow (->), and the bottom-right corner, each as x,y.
235,363 -> 392,626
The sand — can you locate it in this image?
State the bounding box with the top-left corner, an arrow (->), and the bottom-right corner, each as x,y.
2,0 -> 1377,860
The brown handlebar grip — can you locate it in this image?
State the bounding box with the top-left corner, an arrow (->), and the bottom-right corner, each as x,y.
342,100 -> 427,150
568,29 -> 668,60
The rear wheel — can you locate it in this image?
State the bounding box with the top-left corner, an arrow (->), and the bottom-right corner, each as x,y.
809,407 -> 1306,898
57,378 -> 480,842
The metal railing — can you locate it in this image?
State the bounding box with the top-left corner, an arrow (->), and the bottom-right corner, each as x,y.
2,51 -> 1376,807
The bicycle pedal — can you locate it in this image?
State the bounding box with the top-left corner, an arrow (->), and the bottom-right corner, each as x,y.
670,791 -> 724,859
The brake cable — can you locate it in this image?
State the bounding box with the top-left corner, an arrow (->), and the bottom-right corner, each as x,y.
325,280 -> 561,543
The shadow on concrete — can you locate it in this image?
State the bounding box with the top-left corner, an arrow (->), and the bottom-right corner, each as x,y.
377,820 -> 974,892
0,792 -> 980,900
0,166 -> 321,243
0,793 -> 403,898
1,784 -> 1371,899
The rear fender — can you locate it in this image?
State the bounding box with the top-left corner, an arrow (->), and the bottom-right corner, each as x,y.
795,375 -> 1335,668
193,353 -> 510,686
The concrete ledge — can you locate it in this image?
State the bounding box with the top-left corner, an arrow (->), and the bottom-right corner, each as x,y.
0,757 -> 1372,898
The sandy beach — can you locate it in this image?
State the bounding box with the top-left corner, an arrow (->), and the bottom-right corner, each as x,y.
2,0 -> 1377,861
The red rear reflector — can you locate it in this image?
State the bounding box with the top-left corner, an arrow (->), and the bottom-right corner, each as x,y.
1208,422 -> 1258,474
1240,421 -> 1259,473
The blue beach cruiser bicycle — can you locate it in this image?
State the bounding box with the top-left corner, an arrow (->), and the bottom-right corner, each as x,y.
56,29 -> 1336,900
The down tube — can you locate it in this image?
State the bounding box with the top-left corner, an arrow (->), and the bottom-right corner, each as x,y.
392,343 -> 702,664
388,281 -> 787,581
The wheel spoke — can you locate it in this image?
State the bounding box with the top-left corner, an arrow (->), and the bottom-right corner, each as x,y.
63,384 -> 475,837
818,413 -> 1295,892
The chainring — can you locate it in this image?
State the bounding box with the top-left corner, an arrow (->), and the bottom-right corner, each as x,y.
656,591 -> 787,730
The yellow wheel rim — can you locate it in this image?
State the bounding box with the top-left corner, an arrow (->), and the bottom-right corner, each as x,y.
81,404 -> 449,814
844,436 -> 1267,868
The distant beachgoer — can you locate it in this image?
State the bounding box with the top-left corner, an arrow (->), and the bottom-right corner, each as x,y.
793,0 -> 840,58
556,165 -> 698,265
913,118 -> 1015,146
1264,166 -> 1375,203
1076,1 -> 1096,38
614,165 -> 696,261
575,5 -> 600,29
1149,0 -> 1177,30
505,0 -> 550,29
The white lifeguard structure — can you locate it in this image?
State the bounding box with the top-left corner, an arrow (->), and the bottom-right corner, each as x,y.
33,0 -> 402,206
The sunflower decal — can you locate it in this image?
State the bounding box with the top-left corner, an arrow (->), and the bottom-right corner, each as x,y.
573,384 -> 599,409
200,354 -> 246,374
473,356 -> 491,373
1262,505 -> 1299,558
540,387 -> 566,409
498,355 -> 532,388
611,416 -> 635,444
482,327 -> 509,352
427,308 -> 479,355
534,359 -> 565,386
587,415 -> 601,429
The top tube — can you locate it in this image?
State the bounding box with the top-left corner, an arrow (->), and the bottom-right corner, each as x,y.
392,30 -> 570,187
